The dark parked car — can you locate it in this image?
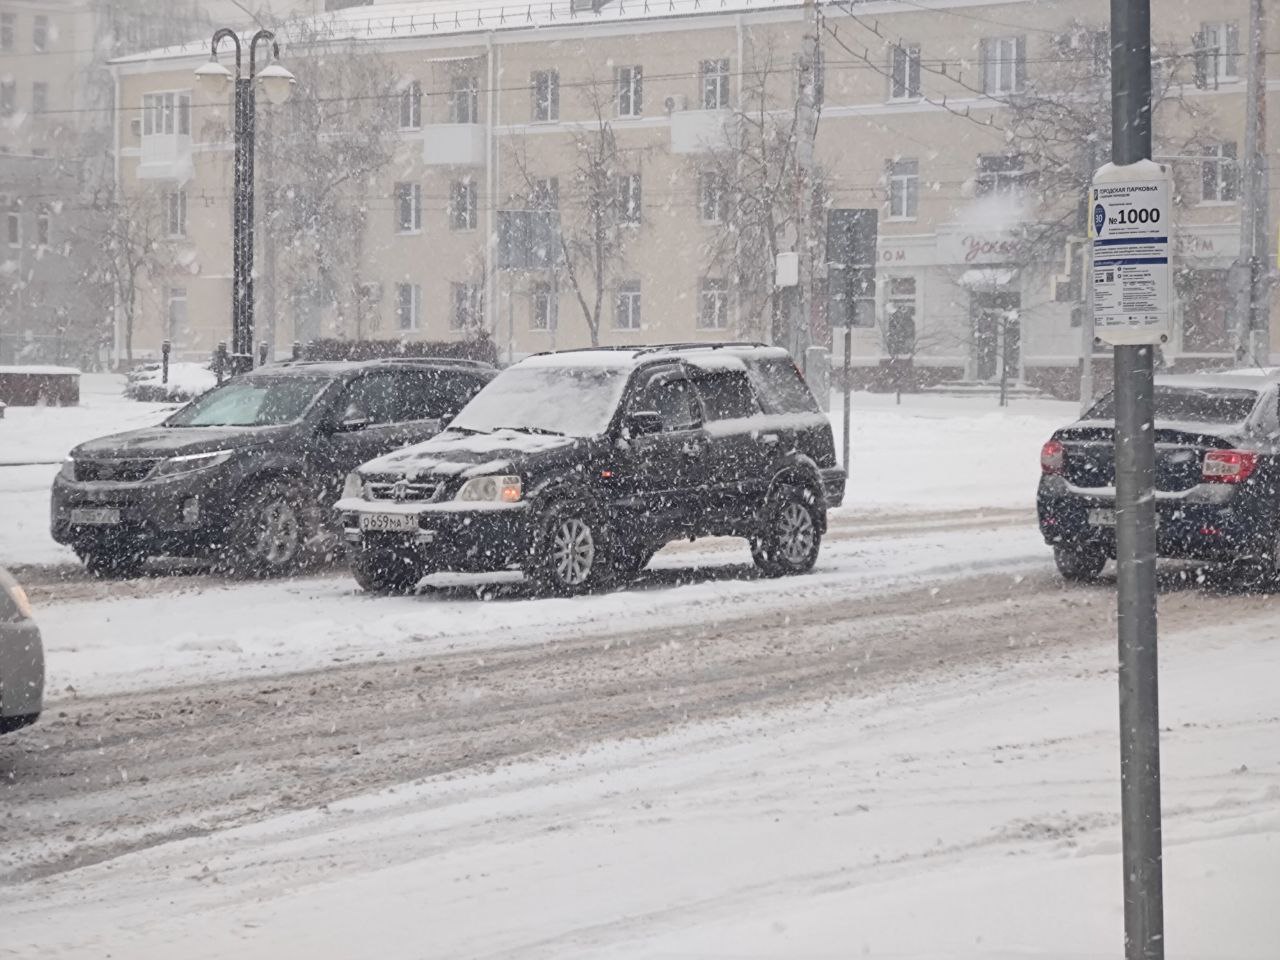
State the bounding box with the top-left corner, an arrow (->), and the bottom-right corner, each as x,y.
0,567 -> 43,734
1038,373 -> 1280,581
52,358 -> 495,577
336,343 -> 845,594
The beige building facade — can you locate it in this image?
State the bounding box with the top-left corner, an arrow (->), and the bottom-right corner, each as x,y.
110,0 -> 1280,393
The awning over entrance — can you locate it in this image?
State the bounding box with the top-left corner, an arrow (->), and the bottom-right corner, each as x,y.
959,268 -> 1017,290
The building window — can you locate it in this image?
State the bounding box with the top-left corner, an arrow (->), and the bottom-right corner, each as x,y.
451,282 -> 483,330
6,202 -> 19,248
1176,268 -> 1232,352
0,14 -> 13,51
698,278 -> 729,329
1201,142 -> 1239,202
142,91 -> 191,136
33,14 -> 47,52
616,65 -> 643,118
531,176 -> 559,210
700,58 -> 730,110
0,80 -> 13,118
167,288 -> 188,343
32,81 -> 47,115
698,171 -> 729,223
164,190 -> 187,237
616,173 -> 641,225
449,75 -> 479,123
532,69 -> 559,122
531,281 -> 556,330
36,206 -> 49,247
615,280 -> 641,330
399,81 -> 421,129
887,158 -> 919,219
981,36 -> 1025,96
394,182 -> 421,233
889,44 -> 922,100
975,153 -> 1028,196
450,179 -> 477,231
395,283 -> 421,330
1196,22 -> 1240,86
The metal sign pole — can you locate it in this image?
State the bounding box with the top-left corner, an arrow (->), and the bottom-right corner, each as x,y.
842,327 -> 851,472
1108,2 -> 1165,957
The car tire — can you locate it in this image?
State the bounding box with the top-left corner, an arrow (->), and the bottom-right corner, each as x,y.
751,484 -> 822,577
348,544 -> 425,595
76,543 -> 146,579
530,500 -> 613,596
1053,543 -> 1107,582
222,479 -> 312,578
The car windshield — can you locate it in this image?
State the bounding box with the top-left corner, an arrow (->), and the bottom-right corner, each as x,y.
1085,386 -> 1259,425
449,365 -> 629,438
165,377 -> 329,427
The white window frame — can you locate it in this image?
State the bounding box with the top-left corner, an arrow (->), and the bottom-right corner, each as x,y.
449,75 -> 479,124
531,176 -> 559,210
32,14 -> 47,52
395,182 -> 422,234
531,281 -> 557,330
166,287 -> 188,343
164,189 -> 187,237
451,282 -> 483,330
0,80 -> 14,118
975,153 -> 1027,196
616,173 -> 641,225
0,13 -> 13,51
887,158 -> 919,220
697,278 -> 730,330
396,283 -> 421,331
1201,142 -> 1238,203
698,171 -> 728,224
5,204 -> 20,248
531,69 -> 560,122
141,91 -> 192,137
31,81 -> 47,115
399,80 -> 422,130
700,58 -> 730,110
982,36 -> 1025,96
450,179 -> 477,231
35,205 -> 49,247
1199,22 -> 1240,84
889,44 -> 922,101
616,65 -> 643,118
615,280 -> 642,330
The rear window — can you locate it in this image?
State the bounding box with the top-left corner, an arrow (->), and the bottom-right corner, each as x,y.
746,357 -> 820,414
1085,387 -> 1259,425
695,371 -> 762,421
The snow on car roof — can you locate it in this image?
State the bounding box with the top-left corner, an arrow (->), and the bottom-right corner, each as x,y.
1153,374 -> 1269,392
682,353 -> 748,372
517,351 -> 640,370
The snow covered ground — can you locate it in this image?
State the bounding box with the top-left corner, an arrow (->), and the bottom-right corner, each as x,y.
3,605 -> 1275,959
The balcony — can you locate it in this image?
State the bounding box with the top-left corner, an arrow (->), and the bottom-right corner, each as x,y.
422,124 -> 487,166
670,109 -> 735,154
136,134 -> 193,181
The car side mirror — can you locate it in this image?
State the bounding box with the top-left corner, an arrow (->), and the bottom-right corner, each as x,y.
624,410 -> 664,438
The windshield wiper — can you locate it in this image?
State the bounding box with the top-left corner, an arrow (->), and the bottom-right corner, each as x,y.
446,425 -> 490,435
491,425 -> 566,436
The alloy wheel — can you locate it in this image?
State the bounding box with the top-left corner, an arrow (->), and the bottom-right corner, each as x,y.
552,517 -> 596,586
255,498 -> 301,567
776,502 -> 815,566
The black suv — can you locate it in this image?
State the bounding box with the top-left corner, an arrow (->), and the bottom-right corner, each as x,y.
51,358 -> 494,576
336,343 -> 845,594
1038,373 -> 1280,581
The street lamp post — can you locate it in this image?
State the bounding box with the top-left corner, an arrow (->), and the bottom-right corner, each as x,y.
195,29 -> 295,375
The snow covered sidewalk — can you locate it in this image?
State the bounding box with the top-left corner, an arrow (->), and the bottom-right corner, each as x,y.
2,603 -> 1275,959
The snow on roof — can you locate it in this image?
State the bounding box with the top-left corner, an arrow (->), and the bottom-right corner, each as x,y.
517,350 -> 640,369
110,0 -> 807,65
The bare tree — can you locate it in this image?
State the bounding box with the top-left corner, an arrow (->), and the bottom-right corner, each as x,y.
697,37 -> 827,349
509,77 -> 640,347
87,188 -> 168,366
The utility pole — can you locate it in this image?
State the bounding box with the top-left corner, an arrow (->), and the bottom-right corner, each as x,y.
1234,0 -> 1269,366
1107,2 -> 1165,957
791,0 -> 820,360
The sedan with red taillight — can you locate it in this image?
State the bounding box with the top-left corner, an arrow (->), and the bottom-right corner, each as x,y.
1037,373 -> 1280,582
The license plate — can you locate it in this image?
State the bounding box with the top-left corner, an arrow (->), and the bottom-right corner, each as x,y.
1088,508 -> 1116,527
358,513 -> 419,533
70,507 -> 121,526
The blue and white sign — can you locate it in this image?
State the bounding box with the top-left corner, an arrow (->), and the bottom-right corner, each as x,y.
1090,160 -> 1173,345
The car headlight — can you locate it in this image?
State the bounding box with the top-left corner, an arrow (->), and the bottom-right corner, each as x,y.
59,456 -> 75,481
455,474 -> 522,503
342,471 -> 364,500
151,449 -> 235,477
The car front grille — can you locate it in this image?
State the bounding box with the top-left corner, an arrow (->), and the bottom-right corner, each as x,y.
365,480 -> 445,503
74,458 -> 159,482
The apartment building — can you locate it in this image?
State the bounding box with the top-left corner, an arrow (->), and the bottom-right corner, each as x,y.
109,0 -> 1279,391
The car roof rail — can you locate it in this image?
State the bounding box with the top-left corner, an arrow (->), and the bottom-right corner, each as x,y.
633,341 -> 771,356
370,356 -> 494,368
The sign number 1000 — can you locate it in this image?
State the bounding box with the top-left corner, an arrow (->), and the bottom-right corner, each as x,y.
1116,207 -> 1160,225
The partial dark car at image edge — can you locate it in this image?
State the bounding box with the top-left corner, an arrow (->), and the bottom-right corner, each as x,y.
51,357 -> 495,577
0,567 -> 43,735
1038,373 -> 1280,582
337,342 -> 845,595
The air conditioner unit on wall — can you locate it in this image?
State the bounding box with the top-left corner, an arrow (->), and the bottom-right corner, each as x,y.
664,94 -> 687,114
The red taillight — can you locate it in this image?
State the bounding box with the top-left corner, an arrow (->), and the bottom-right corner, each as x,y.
1202,449 -> 1258,484
1040,439 -> 1065,475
